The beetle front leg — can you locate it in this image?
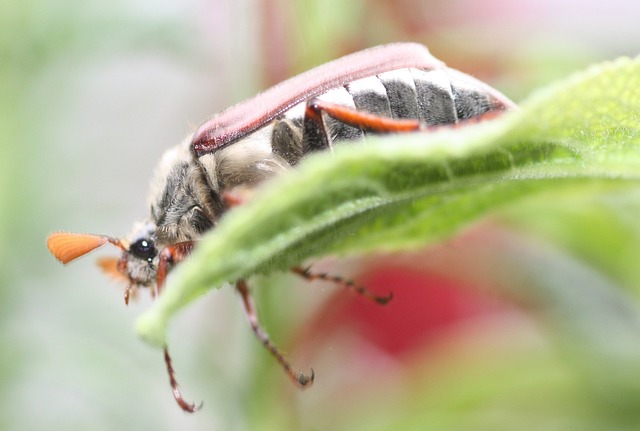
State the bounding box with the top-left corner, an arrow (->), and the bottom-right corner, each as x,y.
155,241 -> 200,412
164,346 -> 202,413
236,279 -> 314,387
156,241 -> 196,294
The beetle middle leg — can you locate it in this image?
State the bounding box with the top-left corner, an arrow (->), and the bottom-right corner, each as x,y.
236,279 -> 315,387
156,241 -> 196,294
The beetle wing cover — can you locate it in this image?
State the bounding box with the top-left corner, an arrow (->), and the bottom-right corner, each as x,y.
47,232 -> 109,264
192,43 -> 443,156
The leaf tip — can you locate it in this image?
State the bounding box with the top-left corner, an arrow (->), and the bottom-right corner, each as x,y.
136,311 -> 167,348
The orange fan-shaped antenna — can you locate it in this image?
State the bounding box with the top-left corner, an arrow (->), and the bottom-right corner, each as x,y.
47,232 -> 120,264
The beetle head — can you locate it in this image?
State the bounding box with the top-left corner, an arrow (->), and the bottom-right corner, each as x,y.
47,221 -> 160,303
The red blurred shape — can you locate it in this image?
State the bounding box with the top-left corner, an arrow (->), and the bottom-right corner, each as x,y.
300,265 -> 509,358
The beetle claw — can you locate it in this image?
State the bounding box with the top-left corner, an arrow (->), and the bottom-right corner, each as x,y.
164,347 -> 201,413
375,291 -> 394,305
297,367 -> 315,387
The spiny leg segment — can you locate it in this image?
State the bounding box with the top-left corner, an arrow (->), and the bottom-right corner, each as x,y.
236,279 -> 315,387
291,266 -> 393,305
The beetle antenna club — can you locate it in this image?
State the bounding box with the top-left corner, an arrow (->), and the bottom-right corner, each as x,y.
47,42 -> 515,411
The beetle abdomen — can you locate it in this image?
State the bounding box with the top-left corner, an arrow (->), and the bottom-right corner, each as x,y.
199,65 -> 510,199
272,68 -> 506,165
308,66 -> 505,148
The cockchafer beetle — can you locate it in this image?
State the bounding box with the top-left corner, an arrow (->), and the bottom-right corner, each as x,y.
47,42 -> 516,412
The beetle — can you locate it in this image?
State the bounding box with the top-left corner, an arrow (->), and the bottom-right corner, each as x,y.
47,42 -> 516,412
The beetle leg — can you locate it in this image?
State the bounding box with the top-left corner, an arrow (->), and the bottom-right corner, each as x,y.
291,266 -> 393,305
124,283 -> 136,305
302,100 -> 332,152
306,98 -> 422,133
155,241 -> 201,411
164,346 -> 202,413
156,241 -> 196,294
236,279 -> 314,387
221,186 -> 255,209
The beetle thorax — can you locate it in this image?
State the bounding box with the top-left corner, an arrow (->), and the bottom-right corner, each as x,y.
146,137 -> 221,247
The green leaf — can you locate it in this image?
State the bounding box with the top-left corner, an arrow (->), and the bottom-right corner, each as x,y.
137,56 -> 640,347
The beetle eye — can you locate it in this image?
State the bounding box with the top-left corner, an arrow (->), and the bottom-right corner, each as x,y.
129,238 -> 157,261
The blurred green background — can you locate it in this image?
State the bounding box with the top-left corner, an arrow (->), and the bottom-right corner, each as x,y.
2,0 -> 640,430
